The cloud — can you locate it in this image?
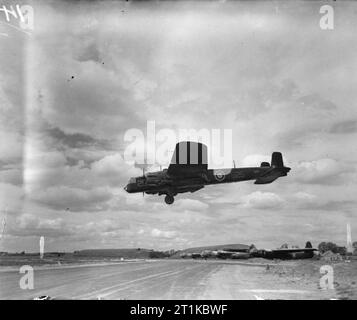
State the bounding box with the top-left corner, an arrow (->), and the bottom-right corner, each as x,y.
292,191 -> 318,209
151,228 -> 177,239
45,126 -> 104,149
73,38 -> 101,63
31,186 -> 112,212
235,79 -> 299,121
294,191 -> 317,201
91,153 -> 141,186
329,120 -> 357,134
302,200 -> 355,213
23,134 -> 140,193
296,93 -> 336,111
240,154 -> 270,167
294,159 -> 351,184
8,214 -> 72,238
288,190 -> 355,214
241,191 -> 284,210
0,167 -> 23,185
0,183 -> 24,215
79,219 -> 129,235
174,199 -> 209,211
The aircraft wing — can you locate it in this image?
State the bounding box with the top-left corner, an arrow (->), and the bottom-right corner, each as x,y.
167,141 -> 208,176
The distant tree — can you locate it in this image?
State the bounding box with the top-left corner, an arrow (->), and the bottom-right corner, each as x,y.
318,242 -> 339,254
163,250 -> 176,257
149,251 -> 167,259
336,246 -> 347,255
353,242 -> 357,249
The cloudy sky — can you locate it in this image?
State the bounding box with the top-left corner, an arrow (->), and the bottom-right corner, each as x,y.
1,1 -> 357,252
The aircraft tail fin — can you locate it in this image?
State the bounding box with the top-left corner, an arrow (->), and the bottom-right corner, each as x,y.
271,152 -> 284,168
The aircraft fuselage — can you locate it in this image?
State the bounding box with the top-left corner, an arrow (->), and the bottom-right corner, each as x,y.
125,166 -> 288,195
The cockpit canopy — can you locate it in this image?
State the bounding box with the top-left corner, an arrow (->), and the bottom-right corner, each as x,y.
128,177 -> 136,184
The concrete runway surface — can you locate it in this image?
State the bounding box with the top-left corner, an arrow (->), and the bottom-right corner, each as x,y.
0,260 -> 337,300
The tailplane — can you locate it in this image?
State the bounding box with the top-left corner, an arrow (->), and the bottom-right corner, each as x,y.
255,152 -> 290,184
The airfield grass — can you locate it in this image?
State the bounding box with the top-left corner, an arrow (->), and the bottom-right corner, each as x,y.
0,253 -> 126,267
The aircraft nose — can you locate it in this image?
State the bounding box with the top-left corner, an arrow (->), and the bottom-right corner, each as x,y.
124,183 -> 137,193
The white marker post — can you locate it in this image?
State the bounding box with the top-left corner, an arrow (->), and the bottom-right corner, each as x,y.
39,236 -> 45,259
0,217 -> 6,241
347,223 -> 353,255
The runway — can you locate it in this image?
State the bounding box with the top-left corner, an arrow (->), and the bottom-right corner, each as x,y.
0,259 -> 337,300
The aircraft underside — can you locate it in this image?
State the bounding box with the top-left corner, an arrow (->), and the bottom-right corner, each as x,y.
145,184 -> 205,204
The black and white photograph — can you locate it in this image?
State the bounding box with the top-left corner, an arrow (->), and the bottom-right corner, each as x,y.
0,0 -> 356,304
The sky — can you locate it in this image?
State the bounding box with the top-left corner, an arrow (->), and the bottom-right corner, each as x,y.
1,0 -> 357,252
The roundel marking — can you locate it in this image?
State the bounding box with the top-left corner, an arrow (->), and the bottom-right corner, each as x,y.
214,171 -> 225,182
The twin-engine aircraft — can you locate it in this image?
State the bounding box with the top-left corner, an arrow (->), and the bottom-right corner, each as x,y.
124,141 -> 290,204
